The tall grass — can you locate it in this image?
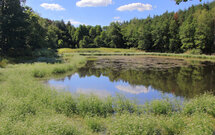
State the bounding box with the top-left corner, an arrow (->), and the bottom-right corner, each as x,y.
107,112 -> 215,135
183,94 -> 215,117
58,48 -> 140,54
58,48 -> 215,60
0,54 -> 214,134
32,55 -> 85,78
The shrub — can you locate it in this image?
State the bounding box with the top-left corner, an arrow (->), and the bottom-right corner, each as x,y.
66,65 -> 75,71
34,57 -> 60,63
53,94 -> 77,116
107,114 -> 161,135
32,48 -> 57,58
185,49 -> 202,55
85,117 -> 105,132
9,99 -> 37,121
182,113 -> 215,135
183,94 -> 215,117
0,59 -> 8,68
107,113 -> 215,135
113,95 -> 137,114
52,67 -> 66,74
160,114 -> 185,134
145,99 -> 173,115
33,70 -> 46,78
76,95 -> 113,117
34,115 -> 83,135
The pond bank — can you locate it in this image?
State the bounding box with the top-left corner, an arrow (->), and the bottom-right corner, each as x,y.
59,48 -> 215,61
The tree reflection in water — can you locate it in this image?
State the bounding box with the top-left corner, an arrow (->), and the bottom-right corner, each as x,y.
75,57 -> 215,98
48,57 -> 215,103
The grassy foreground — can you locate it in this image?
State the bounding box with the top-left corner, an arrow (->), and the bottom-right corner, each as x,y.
0,55 -> 215,135
59,48 -> 215,60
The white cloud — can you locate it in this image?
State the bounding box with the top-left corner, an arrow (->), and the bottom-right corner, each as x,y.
76,0 -> 112,7
114,16 -> 120,20
116,85 -> 149,94
117,3 -> 152,12
40,3 -> 65,11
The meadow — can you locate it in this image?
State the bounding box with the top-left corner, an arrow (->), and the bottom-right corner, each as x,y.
0,54 -> 214,135
58,48 -> 215,61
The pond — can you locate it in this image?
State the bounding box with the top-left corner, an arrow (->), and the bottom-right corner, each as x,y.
48,56 -> 215,104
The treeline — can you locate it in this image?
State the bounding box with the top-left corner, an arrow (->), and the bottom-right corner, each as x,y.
0,0 -> 215,57
0,0 -> 58,57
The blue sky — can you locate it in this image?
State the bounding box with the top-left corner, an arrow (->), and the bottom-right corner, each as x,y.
26,0 -> 213,26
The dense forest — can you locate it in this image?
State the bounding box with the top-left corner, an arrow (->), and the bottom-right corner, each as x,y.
0,0 -> 215,57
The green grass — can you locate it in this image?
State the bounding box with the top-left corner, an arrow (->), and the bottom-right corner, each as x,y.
106,112 -> 215,135
58,48 -> 141,54
30,55 -> 85,79
58,48 -> 215,60
0,54 -> 214,134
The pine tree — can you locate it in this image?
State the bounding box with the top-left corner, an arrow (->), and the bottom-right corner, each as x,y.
169,17 -> 181,53
138,18 -> 153,51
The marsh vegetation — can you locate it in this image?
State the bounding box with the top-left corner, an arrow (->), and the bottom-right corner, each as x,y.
0,55 -> 215,134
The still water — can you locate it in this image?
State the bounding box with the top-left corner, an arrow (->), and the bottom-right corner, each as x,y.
48,56 -> 215,104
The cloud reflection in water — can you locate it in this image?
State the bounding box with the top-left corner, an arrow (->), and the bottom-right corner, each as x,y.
116,85 -> 150,94
76,88 -> 111,98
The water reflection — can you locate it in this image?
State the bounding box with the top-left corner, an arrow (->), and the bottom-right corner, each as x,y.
48,56 -> 215,103
116,85 -> 150,94
76,57 -> 215,98
76,88 -> 111,98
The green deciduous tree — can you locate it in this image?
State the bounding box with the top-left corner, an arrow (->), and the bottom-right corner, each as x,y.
151,13 -> 170,52
0,0 -> 29,56
74,25 -> 89,48
25,7 -> 46,50
122,18 -> 139,48
175,0 -> 202,5
194,9 -> 214,53
108,23 -> 125,48
179,15 -> 196,51
1,0 -> 215,57
89,27 -> 97,39
79,36 -> 90,48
